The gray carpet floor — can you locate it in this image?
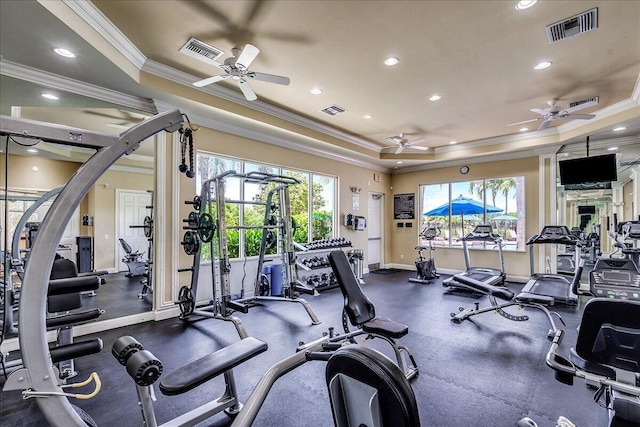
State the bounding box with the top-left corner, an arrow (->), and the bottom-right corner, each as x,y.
1,270 -> 609,426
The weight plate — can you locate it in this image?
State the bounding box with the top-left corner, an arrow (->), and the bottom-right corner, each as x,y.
143,216 -> 153,238
186,211 -> 200,229
177,285 -> 194,318
181,231 -> 200,255
198,212 -> 215,243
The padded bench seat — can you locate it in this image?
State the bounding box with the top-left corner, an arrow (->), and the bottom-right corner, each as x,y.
159,337 -> 267,396
452,274 -> 515,301
48,276 -> 101,296
362,318 -> 408,339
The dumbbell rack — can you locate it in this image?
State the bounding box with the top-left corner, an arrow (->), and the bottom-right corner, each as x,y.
129,190 -> 154,299
296,238 -> 352,292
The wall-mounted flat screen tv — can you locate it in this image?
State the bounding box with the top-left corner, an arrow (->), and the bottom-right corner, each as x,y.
559,154 -> 617,185
578,205 -> 596,215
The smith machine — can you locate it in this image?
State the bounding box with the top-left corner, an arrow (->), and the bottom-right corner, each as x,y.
176,170 -> 321,336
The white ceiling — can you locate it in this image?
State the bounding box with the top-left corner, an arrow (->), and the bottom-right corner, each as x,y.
0,0 -> 638,173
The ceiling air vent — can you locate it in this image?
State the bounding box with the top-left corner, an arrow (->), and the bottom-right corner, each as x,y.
321,105 -> 347,116
546,8 -> 598,43
568,96 -> 599,109
179,37 -> 224,65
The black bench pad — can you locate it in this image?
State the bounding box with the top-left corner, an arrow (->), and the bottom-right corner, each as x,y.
50,338 -> 103,363
452,274 -> 514,301
46,308 -> 102,328
363,317 -> 408,339
159,337 -> 267,396
515,292 -> 555,306
48,276 -> 101,296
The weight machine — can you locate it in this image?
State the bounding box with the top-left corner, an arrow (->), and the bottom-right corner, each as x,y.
176,170 -> 320,337
0,109 -> 184,427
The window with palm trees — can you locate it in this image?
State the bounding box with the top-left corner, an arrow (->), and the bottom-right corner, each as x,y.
195,152 -> 336,261
420,176 -> 525,251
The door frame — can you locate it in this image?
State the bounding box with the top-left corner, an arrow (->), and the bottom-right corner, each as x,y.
114,189 -> 152,272
367,192 -> 384,271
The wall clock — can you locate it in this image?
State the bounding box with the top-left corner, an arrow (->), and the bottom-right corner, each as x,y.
460,165 -> 469,175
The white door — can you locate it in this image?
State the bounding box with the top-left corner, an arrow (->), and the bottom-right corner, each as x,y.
367,193 -> 383,269
116,190 -> 152,271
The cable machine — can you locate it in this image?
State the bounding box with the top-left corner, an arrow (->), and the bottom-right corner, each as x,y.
176,170 -> 320,330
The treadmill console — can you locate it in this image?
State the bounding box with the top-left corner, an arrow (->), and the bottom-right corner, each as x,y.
590,258 -> 640,302
527,225 -> 580,245
463,225 -> 501,242
618,221 -> 640,239
421,226 -> 439,240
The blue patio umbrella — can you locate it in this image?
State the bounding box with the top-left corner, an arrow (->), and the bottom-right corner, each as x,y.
424,195 -> 502,235
491,214 -> 517,221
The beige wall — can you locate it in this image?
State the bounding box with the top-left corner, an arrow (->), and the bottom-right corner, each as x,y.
389,157 -> 540,278
1,153 -> 153,271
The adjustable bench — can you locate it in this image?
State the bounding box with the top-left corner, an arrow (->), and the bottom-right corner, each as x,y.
449,273 -> 560,338
113,336 -> 267,426
328,250 -> 419,381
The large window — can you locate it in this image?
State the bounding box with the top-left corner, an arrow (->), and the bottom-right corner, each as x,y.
195,152 -> 336,260
419,176 -> 525,251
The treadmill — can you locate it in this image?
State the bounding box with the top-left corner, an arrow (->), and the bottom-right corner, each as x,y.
521,225 -> 581,305
443,224 -> 506,292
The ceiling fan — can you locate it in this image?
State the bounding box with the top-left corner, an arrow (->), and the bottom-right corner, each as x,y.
192,43 -> 290,101
509,97 -> 598,131
84,109 -> 149,130
386,133 -> 428,154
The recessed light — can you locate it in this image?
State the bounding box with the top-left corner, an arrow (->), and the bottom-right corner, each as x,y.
396,161 -> 403,164
533,61 -> 552,70
515,0 -> 538,10
32,166 -> 39,172
363,114 -> 373,120
608,147 -> 618,151
613,126 -> 626,132
384,57 -> 399,66
54,48 -> 76,58
449,141 -> 456,145
310,88 -> 322,95
27,148 -> 38,153
41,93 -> 59,100
429,95 -> 442,101
519,127 -> 529,132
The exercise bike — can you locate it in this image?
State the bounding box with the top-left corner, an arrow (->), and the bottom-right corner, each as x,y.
409,225 -> 439,284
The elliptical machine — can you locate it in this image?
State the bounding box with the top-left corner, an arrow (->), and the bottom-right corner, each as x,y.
409,225 -> 439,284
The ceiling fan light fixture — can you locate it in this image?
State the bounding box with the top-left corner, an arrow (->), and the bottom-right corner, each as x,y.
384,56 -> 399,66
54,47 -> 76,58
429,94 -> 442,101
310,88 -> 323,95
534,61 -> 552,70
515,0 -> 538,10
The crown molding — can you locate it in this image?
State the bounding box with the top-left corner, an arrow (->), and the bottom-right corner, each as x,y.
62,0 -> 146,69
0,59 -> 156,113
154,99 -> 387,173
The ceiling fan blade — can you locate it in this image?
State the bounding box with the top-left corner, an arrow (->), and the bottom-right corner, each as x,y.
193,74 -> 230,87
395,145 -> 404,154
236,44 -> 260,69
530,108 -> 549,116
537,119 -> 553,131
238,79 -> 257,101
564,114 -> 595,120
408,138 -> 426,145
507,118 -> 541,126
247,72 -> 290,85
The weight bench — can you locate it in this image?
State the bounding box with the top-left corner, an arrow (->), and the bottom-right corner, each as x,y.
328,250 -> 419,381
449,273 -> 561,338
113,336 -> 267,426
